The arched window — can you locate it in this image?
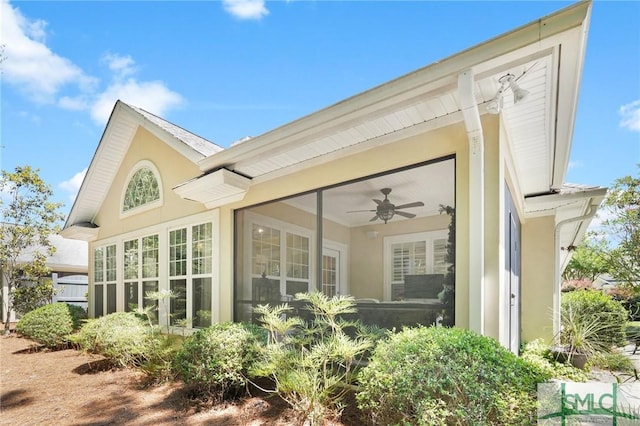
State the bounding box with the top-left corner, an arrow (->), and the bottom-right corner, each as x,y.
122,161 -> 162,214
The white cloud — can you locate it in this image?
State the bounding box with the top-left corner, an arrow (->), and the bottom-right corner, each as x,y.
59,168 -> 87,203
222,0 -> 269,20
1,0 -> 184,125
90,79 -> 183,124
101,53 -> 136,79
0,0 -> 97,103
619,100 -> 640,132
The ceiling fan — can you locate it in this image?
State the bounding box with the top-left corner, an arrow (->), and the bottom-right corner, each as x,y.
348,188 -> 424,224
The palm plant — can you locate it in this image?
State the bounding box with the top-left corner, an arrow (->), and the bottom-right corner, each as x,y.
251,292 -> 376,426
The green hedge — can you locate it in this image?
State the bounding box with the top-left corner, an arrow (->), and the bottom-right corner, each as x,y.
561,290 -> 628,349
16,302 -> 86,348
356,327 -> 549,425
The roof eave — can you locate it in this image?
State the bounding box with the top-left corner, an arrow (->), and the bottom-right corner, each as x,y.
197,1 -> 592,176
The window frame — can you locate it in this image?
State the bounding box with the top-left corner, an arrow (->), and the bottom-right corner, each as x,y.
243,211 -> 315,299
89,210 -> 218,327
120,160 -> 163,218
382,230 -> 449,301
93,243 -> 117,316
168,221 -> 215,328
123,234 -> 159,319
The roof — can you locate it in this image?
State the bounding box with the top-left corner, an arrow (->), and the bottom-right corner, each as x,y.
63,101 -> 223,231
15,233 -> 88,273
64,1 -> 596,237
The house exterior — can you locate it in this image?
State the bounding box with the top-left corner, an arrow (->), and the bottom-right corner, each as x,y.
1,233 -> 88,325
61,1 -> 605,351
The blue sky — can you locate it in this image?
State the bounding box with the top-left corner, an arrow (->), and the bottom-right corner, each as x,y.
1,0 -> 638,218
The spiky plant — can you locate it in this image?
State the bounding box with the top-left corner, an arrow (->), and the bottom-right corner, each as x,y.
251,292 -> 376,426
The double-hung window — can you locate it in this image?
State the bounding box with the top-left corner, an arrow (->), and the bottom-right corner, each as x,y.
169,222 -> 213,328
93,244 -> 117,316
123,234 -> 159,322
249,217 -> 312,301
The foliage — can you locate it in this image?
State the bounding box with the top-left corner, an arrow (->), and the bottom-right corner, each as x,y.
0,165 -> 65,334
560,290 -> 628,355
356,326 -> 548,426
588,350 -> 635,373
15,302 -> 86,348
70,312 -> 160,369
139,333 -> 184,384
562,236 -> 609,282
173,322 -> 266,401
438,204 -> 455,326
598,168 -> 640,286
250,292 -> 375,426
520,339 -> 589,382
11,278 -> 57,315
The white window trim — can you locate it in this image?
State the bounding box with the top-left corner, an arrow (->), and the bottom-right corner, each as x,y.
168,221 -> 215,329
322,240 -> 349,296
123,234 -> 160,313
89,210 -> 219,327
120,160 -> 163,218
382,230 -> 448,301
243,211 -> 316,298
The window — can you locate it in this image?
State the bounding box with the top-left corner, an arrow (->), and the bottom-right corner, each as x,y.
169,223 -> 213,328
122,161 -> 162,214
93,244 -> 117,317
123,235 -> 159,322
246,215 -> 312,303
384,231 -> 449,301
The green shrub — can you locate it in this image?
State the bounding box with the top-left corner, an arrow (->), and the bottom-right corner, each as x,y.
561,290 -> 628,351
356,327 -> 548,426
588,350 -> 635,373
16,302 -> 87,348
70,312 -> 160,368
173,322 -> 266,401
520,339 -> 589,382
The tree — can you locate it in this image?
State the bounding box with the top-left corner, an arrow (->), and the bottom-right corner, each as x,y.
599,167 -> 640,287
562,236 -> 609,282
1,165 -> 65,334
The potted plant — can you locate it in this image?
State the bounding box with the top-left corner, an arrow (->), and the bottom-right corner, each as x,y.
554,303 -> 613,369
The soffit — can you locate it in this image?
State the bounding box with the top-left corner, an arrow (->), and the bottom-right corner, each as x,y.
196,1 -> 591,200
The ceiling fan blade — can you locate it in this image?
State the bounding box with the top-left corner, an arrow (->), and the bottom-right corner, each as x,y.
369,215 -> 380,222
372,199 -> 383,205
394,201 -> 424,209
347,209 -> 376,213
395,211 -> 416,219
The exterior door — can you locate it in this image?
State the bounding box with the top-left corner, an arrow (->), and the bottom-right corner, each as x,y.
505,185 -> 521,353
321,247 -> 340,297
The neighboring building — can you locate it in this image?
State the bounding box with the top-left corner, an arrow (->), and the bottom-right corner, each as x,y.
61,1 -> 604,351
1,234 -> 88,324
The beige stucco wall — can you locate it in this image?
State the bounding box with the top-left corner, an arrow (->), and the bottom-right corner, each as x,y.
521,215 -> 556,343
93,127 -> 209,237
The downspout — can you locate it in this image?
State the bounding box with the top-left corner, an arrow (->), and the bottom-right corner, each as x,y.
552,200 -> 599,338
458,70 -> 485,334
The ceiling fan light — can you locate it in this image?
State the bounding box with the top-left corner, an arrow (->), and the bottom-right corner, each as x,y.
378,209 -> 395,223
